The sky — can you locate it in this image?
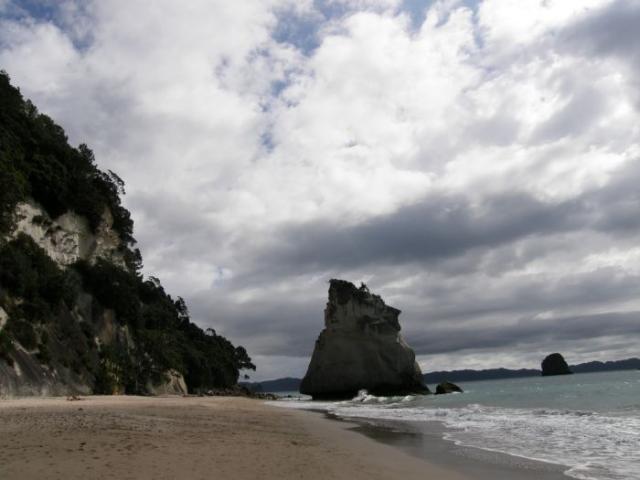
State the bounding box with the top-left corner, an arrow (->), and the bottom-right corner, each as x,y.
1,0 -> 639,381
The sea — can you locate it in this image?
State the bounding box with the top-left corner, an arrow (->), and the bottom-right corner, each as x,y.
272,370 -> 640,480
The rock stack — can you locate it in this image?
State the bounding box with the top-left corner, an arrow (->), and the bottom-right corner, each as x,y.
541,353 -> 573,376
435,381 -> 463,394
300,279 -> 429,400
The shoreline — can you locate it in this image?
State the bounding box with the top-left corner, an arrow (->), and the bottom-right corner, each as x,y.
330,414 -> 570,480
271,402 -> 570,480
0,395 -> 468,480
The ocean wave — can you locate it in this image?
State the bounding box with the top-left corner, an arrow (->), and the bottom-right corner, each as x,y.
273,398 -> 640,480
349,389 -> 417,405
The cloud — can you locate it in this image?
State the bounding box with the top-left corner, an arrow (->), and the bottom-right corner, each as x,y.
246,157 -> 640,276
410,310 -> 640,355
562,0 -> 640,63
1,0 -> 639,380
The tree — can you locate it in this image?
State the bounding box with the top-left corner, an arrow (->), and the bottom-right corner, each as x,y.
235,346 -> 256,371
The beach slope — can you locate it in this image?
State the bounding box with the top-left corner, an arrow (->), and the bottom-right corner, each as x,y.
0,396 -> 467,480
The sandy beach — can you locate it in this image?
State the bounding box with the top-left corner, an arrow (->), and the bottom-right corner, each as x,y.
0,395 -> 469,480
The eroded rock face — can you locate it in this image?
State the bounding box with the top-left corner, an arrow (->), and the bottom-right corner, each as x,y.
0,303 -> 131,398
11,201 -> 124,268
148,369 -> 188,396
541,353 -> 573,376
0,201 -> 189,398
0,344 -> 93,398
300,279 -> 429,400
0,307 -> 7,331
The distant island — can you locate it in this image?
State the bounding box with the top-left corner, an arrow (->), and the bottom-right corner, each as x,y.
242,357 -> 640,393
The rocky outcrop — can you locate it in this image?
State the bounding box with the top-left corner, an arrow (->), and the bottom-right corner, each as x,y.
148,369 -> 188,395
0,201 -> 135,397
11,201 -> 124,268
0,299 -> 193,398
541,353 -> 573,376
435,381 -> 463,394
0,343 -> 93,397
0,302 -> 126,398
0,307 -> 7,331
300,280 -> 429,400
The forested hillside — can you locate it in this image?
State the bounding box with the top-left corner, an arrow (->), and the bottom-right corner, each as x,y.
0,71 -> 254,395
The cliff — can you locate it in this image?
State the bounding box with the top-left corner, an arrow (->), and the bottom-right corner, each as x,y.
300,279 -> 429,399
0,71 -> 254,397
11,200 -> 125,268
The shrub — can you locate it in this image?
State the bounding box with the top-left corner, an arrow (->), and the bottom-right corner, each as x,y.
0,234 -> 66,306
74,259 -> 141,325
7,318 -> 37,350
0,329 -> 13,358
36,341 -> 51,364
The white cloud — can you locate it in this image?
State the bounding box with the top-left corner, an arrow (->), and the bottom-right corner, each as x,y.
1,0 -> 639,379
477,0 -> 615,55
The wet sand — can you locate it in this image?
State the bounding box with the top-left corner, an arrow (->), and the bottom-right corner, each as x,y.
0,395 -> 469,480
343,417 -> 570,480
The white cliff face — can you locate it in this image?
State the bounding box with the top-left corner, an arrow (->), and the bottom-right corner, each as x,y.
0,307 -> 8,332
11,201 -> 125,268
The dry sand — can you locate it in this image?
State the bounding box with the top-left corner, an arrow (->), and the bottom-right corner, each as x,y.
0,395 -> 469,480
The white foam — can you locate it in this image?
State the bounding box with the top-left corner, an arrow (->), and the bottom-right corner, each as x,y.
272,398 -> 640,480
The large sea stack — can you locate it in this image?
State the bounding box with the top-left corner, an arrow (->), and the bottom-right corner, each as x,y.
300,279 -> 429,400
541,353 -> 573,376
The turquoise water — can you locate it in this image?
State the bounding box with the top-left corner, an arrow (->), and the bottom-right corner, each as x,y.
275,371 -> 640,480
423,370 -> 640,412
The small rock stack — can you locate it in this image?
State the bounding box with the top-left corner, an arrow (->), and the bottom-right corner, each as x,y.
541,353 -> 573,376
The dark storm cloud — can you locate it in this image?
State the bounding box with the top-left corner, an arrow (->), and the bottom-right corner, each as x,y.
189,289 -> 325,357
246,160 -> 640,278
403,266 -> 640,325
409,310 -> 640,354
199,261 -> 640,359
262,192 -> 581,271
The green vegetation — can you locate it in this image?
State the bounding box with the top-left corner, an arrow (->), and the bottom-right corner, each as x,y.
75,258 -> 256,391
0,329 -> 13,365
0,71 -> 255,393
0,70 -> 139,269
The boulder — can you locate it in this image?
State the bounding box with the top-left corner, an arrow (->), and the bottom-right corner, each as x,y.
300,279 -> 429,400
148,369 -> 188,395
435,381 -> 463,394
541,353 -> 573,376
